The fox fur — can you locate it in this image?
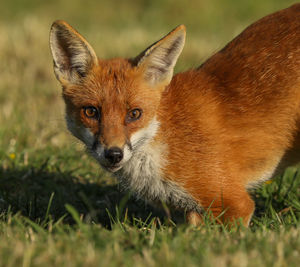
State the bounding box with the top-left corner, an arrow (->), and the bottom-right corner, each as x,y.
50,4 -> 300,226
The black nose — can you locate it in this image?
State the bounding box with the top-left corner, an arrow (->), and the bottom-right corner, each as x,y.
104,147 -> 123,164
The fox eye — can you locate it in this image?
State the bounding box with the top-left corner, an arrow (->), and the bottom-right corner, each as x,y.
126,108 -> 142,123
83,106 -> 99,119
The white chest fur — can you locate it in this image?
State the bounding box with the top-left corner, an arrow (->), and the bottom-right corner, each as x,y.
116,127 -> 201,212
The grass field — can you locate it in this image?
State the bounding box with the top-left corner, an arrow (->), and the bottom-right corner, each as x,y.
0,0 -> 299,266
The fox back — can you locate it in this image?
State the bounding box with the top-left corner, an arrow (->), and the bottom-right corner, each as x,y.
50,4 -> 300,226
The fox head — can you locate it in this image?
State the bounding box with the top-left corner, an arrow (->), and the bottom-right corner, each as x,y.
49,21 -> 185,172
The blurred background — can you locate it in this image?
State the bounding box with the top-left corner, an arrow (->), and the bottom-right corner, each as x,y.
0,0 -> 297,165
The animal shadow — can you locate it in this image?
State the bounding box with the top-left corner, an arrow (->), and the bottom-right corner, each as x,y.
0,165 -> 177,228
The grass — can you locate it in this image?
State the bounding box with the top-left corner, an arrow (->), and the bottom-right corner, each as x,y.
0,215 -> 299,267
0,0 -> 299,266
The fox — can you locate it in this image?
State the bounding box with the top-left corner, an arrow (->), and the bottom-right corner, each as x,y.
49,4 -> 300,226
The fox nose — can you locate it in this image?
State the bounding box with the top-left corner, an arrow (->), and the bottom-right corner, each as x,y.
104,147 -> 123,164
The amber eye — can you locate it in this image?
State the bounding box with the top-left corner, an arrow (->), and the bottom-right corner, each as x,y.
126,108 -> 142,123
83,106 -> 99,119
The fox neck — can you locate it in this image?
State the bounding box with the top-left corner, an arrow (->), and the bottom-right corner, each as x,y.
116,116 -> 201,212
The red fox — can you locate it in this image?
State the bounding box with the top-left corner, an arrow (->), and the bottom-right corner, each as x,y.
50,4 -> 300,226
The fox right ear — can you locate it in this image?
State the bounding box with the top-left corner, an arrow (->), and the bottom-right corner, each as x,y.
132,25 -> 186,88
49,20 -> 98,84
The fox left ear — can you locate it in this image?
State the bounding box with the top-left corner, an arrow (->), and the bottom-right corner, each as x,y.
132,25 -> 186,87
49,20 -> 98,84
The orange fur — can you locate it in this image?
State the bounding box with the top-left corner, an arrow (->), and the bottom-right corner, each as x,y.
50,4 -> 300,226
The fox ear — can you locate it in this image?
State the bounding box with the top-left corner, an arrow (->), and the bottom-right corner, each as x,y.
133,25 -> 186,87
49,20 -> 98,84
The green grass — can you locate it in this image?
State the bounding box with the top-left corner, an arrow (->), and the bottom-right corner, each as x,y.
0,0 -> 299,266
